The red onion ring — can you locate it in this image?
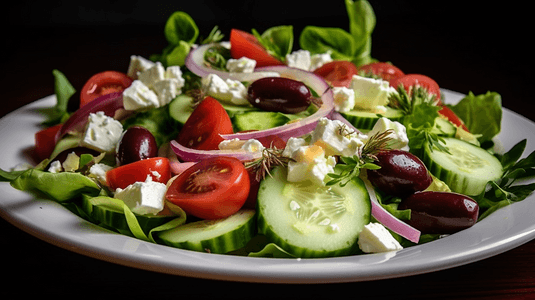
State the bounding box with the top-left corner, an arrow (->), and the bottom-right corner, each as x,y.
220,66 -> 334,142
184,43 -> 280,81
170,140 -> 263,162
54,92 -> 124,143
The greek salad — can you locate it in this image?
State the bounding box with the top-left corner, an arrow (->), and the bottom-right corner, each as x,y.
2,0 -> 535,258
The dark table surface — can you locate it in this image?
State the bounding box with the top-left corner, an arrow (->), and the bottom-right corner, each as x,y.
2,1 -> 535,299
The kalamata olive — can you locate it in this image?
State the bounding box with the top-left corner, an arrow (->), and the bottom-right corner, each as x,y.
398,191 -> 479,234
247,77 -> 312,114
367,149 -> 432,198
116,126 -> 158,165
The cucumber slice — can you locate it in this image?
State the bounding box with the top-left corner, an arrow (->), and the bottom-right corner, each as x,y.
257,166 -> 371,258
157,209 -> 256,254
422,137 -> 503,196
432,117 -> 457,137
81,195 -> 177,235
340,107 -> 404,130
232,111 -> 291,132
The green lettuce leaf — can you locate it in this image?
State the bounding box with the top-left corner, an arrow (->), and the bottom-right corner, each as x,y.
252,25 -> 294,61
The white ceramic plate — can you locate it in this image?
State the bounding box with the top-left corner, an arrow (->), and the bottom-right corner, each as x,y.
1,90 -> 535,284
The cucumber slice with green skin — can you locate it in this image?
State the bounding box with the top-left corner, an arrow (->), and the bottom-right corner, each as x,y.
422,137 -> 503,196
81,195 -> 177,235
340,107 -> 404,130
157,209 -> 256,254
257,166 -> 371,258
432,117 -> 457,137
232,111 -> 291,132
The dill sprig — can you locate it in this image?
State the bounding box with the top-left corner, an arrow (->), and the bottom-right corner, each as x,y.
245,147 -> 294,182
388,85 -> 439,115
326,128 -> 394,187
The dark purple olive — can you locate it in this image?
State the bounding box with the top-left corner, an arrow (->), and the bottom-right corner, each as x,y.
398,191 -> 479,234
247,77 -> 312,114
367,150 -> 432,198
46,146 -> 100,169
116,126 -> 158,165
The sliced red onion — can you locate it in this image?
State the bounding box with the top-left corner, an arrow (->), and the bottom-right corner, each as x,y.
363,179 -> 421,243
185,43 -> 280,81
54,92 -> 124,143
220,66 -> 334,142
170,140 -> 263,162
169,161 -> 196,175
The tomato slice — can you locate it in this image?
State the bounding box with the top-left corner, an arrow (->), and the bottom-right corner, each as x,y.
106,157 -> 171,190
313,61 -> 358,87
34,124 -> 62,162
166,156 -> 250,220
358,62 -> 405,83
438,106 -> 469,132
176,96 -> 234,150
80,71 -> 133,107
229,29 -> 284,68
390,74 -> 442,104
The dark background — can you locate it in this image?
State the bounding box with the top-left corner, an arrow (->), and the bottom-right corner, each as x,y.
2,1 -> 534,298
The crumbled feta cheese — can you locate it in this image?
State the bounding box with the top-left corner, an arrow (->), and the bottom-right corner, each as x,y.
88,163 -> 112,186
332,86 -> 355,113
286,144 -> 336,186
62,152 -> 80,172
47,160 -> 63,173
138,61 -> 165,88
201,74 -> 249,105
366,117 -> 409,151
226,57 -> 256,73
286,50 -> 311,71
282,137 -> 308,158
114,175 -> 167,215
153,78 -> 181,107
358,222 -> 403,253
309,52 -> 333,71
127,55 -> 156,80
122,80 -> 160,111
350,75 -> 397,113
81,111 -> 124,153
310,117 -> 367,157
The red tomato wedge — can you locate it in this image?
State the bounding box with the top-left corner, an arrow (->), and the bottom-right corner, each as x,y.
229,29 -> 284,68
166,156 -> 250,220
176,96 -> 234,150
313,61 -> 358,87
80,71 -> 133,107
358,62 -> 405,83
106,157 -> 171,190
34,123 -> 63,162
390,74 -> 442,105
438,105 -> 469,132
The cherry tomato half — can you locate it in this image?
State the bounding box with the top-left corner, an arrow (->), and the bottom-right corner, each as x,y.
390,74 -> 442,104
357,62 -> 405,83
176,96 -> 234,150
230,29 -> 284,68
106,157 -> 171,190
80,71 -> 133,107
166,156 -> 250,220
313,61 -> 358,87
34,123 -> 62,162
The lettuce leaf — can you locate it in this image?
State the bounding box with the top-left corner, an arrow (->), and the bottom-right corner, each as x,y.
447,91 -> 502,143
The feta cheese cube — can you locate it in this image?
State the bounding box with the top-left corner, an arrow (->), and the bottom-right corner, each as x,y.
127,55 -> 156,80
286,144 -> 336,186
138,62 -> 165,88
81,111 -> 124,153
286,50 -> 311,71
358,222 -> 403,253
88,163 -> 113,186
366,117 -> 410,151
226,57 -> 256,73
122,80 -> 160,111
114,176 -> 167,215
282,137 -> 308,158
332,86 -> 355,113
201,74 -> 249,105
310,117 -> 367,157
153,78 -> 181,106
309,52 -> 333,71
47,160 -> 63,173
350,75 -> 397,113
